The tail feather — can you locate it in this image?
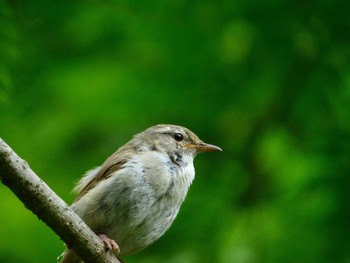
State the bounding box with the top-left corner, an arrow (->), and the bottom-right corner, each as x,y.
59,248 -> 81,263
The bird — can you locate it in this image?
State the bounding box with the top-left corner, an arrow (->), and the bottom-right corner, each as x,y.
60,124 -> 221,262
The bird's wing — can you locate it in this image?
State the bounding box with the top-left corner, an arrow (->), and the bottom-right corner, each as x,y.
73,144 -> 136,202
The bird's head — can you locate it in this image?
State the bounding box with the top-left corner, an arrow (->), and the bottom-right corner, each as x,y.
133,124 -> 222,158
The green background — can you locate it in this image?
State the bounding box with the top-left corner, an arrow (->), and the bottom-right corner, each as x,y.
1,1 -> 350,262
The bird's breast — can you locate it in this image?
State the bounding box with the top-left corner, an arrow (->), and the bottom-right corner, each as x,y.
106,151 -> 195,254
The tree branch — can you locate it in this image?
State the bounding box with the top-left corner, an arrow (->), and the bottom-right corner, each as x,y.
0,138 -> 120,263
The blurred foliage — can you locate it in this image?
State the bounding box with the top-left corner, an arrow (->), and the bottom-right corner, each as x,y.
1,0 -> 350,262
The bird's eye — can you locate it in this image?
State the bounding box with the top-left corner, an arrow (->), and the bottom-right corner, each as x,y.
173,133 -> 184,142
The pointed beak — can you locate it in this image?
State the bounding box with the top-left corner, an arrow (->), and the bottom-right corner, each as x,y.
187,142 -> 222,152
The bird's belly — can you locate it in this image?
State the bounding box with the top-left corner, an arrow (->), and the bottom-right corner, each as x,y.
107,193 -> 181,255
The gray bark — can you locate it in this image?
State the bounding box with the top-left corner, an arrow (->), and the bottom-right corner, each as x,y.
0,138 -> 120,263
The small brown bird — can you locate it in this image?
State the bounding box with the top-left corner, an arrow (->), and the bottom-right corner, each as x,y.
60,124 -> 221,262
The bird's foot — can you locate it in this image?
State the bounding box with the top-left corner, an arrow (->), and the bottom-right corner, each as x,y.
98,234 -> 120,255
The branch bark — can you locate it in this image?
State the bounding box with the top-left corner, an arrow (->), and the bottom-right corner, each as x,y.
0,138 -> 120,263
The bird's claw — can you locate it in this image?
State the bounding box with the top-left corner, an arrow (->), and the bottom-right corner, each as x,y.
98,234 -> 120,255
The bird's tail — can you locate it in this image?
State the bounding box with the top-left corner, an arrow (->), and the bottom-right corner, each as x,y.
58,248 -> 81,263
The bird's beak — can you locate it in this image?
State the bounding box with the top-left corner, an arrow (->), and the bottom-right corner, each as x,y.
187,142 -> 222,152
